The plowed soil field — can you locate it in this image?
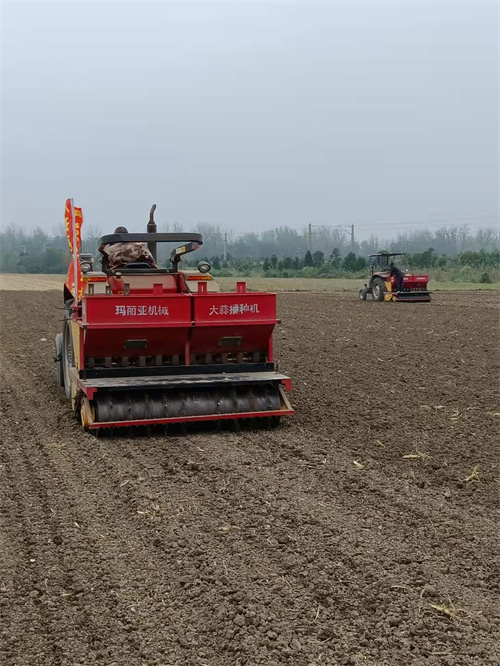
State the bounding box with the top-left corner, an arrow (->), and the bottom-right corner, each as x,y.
0,289 -> 498,666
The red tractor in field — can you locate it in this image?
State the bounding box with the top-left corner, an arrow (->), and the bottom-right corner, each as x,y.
359,252 -> 431,302
55,208 -> 294,431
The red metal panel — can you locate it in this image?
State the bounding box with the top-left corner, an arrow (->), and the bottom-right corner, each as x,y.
402,275 -> 429,290
83,293 -> 192,326
193,292 -> 277,324
397,274 -> 429,290
83,328 -> 190,357
82,294 -> 193,358
189,323 -> 276,355
190,292 -> 277,355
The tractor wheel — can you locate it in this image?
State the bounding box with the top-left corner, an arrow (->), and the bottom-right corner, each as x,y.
359,288 -> 367,301
62,319 -> 74,400
268,416 -> 281,429
55,333 -> 64,387
372,278 -> 386,302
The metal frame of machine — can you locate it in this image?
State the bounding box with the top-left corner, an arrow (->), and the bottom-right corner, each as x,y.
56,210 -> 294,430
359,252 -> 431,303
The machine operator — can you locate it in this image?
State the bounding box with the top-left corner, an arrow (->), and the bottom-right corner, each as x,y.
388,262 -> 405,293
99,226 -> 157,271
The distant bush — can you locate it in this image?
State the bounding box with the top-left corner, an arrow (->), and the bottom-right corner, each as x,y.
299,266 -> 319,278
428,266 -> 499,284
458,265 -> 476,282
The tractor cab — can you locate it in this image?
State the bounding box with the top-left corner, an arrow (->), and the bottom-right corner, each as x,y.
368,251 -> 406,274
360,252 -> 431,303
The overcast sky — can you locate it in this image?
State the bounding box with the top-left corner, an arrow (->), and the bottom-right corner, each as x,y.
1,0 -> 498,238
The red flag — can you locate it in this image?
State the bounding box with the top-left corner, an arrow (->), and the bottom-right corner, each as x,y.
65,199 -> 84,301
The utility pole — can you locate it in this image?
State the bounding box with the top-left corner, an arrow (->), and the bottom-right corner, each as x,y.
308,223 -> 313,251
147,204 -> 157,261
223,232 -> 228,264
351,224 -> 355,247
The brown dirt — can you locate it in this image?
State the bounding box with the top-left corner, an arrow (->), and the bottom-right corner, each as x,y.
0,289 -> 499,666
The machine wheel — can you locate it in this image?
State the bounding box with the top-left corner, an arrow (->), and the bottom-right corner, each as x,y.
80,396 -> 94,431
359,288 -> 367,301
62,319 -> 74,400
268,416 -> 281,429
372,278 -> 386,302
55,333 -> 64,387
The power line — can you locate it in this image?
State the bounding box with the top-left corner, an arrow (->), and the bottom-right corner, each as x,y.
357,217 -> 498,231
308,223 -> 354,250
297,214 -> 498,241
341,211 -> 498,230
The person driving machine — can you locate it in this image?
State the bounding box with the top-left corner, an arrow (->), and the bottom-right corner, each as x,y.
388,262 -> 405,293
99,226 -> 157,271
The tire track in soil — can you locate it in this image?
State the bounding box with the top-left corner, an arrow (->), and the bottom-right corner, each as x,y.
0,347 -> 247,664
0,309 -> 208,664
0,358 -> 151,665
1,289 -> 499,666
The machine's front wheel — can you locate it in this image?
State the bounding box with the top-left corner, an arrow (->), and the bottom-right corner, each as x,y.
55,333 -> 64,387
268,416 -> 281,429
62,320 -> 74,400
372,278 -> 386,302
359,288 -> 367,301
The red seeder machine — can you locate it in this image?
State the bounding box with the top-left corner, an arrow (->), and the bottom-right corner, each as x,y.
55,208 -> 294,431
359,252 -> 431,303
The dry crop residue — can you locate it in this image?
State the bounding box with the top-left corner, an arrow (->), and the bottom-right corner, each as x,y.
0,290 -> 498,666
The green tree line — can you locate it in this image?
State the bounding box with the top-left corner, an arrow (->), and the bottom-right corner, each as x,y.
0,223 -> 498,282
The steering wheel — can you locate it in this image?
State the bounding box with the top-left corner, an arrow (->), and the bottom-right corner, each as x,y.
122,262 -> 154,270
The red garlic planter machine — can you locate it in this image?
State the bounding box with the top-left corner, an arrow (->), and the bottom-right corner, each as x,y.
55,221 -> 294,431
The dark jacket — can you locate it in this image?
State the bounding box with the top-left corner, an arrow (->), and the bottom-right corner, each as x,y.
389,265 -> 404,280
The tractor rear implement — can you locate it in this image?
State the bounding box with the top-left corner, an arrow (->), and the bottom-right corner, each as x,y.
56,207 -> 294,430
359,252 -> 431,303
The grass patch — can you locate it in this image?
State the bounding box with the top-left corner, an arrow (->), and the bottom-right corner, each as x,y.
218,277 -> 499,293
1,273 -> 498,293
